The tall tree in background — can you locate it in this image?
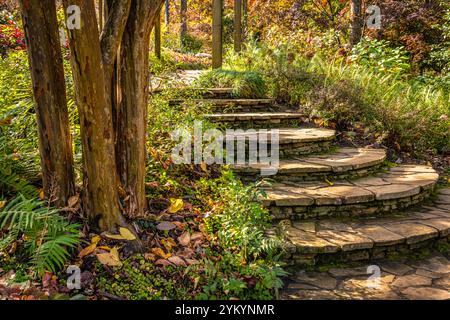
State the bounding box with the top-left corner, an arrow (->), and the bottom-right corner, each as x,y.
19,0 -> 75,207
180,0 -> 187,45
350,0 -> 364,46
165,0 -> 170,25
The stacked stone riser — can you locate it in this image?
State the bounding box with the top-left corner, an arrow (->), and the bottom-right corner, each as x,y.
236,164 -> 384,183
286,236 -> 450,268
269,189 -> 434,220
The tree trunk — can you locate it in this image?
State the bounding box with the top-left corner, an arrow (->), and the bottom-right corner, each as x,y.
234,0 -> 242,52
62,0 -> 123,231
165,0 -> 170,26
350,0 -> 363,46
116,0 -> 164,218
155,10 -> 162,59
212,0 -> 222,68
180,0 -> 188,45
19,0 -> 75,207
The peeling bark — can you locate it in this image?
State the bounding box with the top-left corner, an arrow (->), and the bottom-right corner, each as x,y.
19,0 -> 75,207
62,0 -> 123,231
116,0 -> 164,218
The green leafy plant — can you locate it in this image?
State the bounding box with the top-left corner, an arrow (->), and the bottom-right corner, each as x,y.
350,38 -> 411,75
196,69 -> 266,98
0,196 -> 80,275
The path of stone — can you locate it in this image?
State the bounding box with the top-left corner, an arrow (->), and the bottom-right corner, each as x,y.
282,251 -> 450,300
169,79 -> 450,300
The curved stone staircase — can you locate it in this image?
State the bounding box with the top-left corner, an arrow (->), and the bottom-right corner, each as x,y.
176,88 -> 450,269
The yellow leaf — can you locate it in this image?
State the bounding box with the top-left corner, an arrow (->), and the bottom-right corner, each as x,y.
0,201 -> 6,210
97,247 -> 121,267
119,227 -> 136,241
91,235 -> 101,245
325,178 -> 334,186
38,189 -> 45,200
97,246 -> 111,251
161,237 -> 176,252
78,242 -> 97,258
151,247 -> 171,259
168,198 -> 184,213
200,162 -> 208,172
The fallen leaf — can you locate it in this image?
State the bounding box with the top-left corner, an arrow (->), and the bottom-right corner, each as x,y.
155,259 -> 172,267
200,162 -> 208,172
177,232 -> 190,246
185,258 -> 199,266
168,198 -> 184,213
190,232 -> 203,241
97,246 -> 111,251
38,189 -> 45,200
324,178 -> 334,186
168,256 -> 186,267
67,195 -> 79,208
145,181 -> 160,188
151,247 -> 171,259
96,247 -> 121,267
91,235 -> 101,244
156,221 -> 176,231
119,227 -> 136,241
161,237 -> 177,252
78,243 -> 97,258
144,253 -> 156,261
0,201 -> 6,210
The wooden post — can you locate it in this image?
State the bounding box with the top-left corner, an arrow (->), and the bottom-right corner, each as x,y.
155,10 -> 161,59
212,0 -> 222,68
234,0 -> 242,52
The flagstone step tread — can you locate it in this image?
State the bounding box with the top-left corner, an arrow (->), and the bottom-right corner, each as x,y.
206,112 -> 307,122
170,98 -> 275,106
154,87 -> 235,94
225,127 -> 336,144
280,189 -> 450,266
232,147 -> 386,175
262,165 -> 439,219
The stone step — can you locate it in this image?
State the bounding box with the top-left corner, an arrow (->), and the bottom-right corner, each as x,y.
261,165 -> 439,220
207,112 -> 307,128
224,127 -> 336,158
280,188 -> 450,267
171,98 -> 280,113
156,87 -> 236,99
233,147 -> 387,182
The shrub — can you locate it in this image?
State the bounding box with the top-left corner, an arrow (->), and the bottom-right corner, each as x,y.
350,38 -> 411,75
196,69 -> 266,98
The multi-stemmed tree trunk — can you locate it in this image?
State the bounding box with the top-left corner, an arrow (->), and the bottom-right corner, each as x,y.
22,0 -> 163,231
350,0 -> 364,46
117,0 -> 164,218
62,0 -> 124,231
19,0 -> 75,207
